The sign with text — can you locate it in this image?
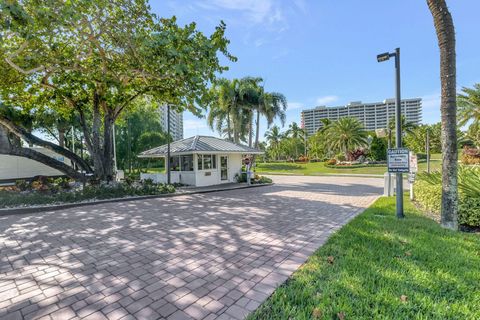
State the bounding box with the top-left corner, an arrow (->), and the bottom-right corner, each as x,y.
409,151 -> 418,173
387,148 -> 410,173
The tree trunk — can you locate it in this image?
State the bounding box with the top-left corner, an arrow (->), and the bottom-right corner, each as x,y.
90,93 -> 106,179
248,112 -> 253,147
0,126 -> 85,181
227,112 -> 232,141
255,109 -> 261,149
102,112 -> 115,181
427,0 -> 458,230
0,116 -> 93,173
58,129 -> 65,148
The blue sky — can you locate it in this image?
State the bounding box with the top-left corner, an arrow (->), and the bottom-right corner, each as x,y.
149,0 -> 480,140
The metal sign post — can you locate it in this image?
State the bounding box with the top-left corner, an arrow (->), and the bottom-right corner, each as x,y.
387,148 -> 409,218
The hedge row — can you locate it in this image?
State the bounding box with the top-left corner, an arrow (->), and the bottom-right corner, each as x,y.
415,179 -> 480,227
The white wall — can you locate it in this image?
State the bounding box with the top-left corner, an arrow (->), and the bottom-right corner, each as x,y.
140,171 -> 195,185
227,154 -> 243,183
0,147 -> 70,180
194,153 -> 243,187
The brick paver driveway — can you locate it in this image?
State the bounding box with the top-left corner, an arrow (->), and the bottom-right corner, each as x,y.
0,175 -> 383,320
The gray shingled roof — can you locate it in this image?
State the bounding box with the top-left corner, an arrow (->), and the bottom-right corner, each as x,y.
138,136 -> 264,157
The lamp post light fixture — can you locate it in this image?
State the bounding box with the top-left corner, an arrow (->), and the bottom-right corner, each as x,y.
377,47 -> 404,219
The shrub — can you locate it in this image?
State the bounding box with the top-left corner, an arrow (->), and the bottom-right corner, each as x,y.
335,153 -> 346,162
297,155 -> 309,162
347,149 -> 366,161
235,172 -> 247,183
369,136 -> 387,161
15,180 -> 29,191
459,197 -> 480,227
415,167 -> 480,227
255,176 -> 272,184
416,153 -> 427,160
414,180 -> 442,214
325,159 -> 337,166
0,180 -> 176,209
461,147 -> 480,165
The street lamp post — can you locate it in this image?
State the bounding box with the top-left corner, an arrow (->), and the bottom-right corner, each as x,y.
166,104 -> 171,185
377,47 -> 404,219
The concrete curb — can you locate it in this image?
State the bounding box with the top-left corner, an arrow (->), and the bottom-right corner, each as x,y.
0,183 -> 274,216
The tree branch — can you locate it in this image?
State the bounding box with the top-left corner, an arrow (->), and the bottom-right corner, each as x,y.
0,117 -> 93,173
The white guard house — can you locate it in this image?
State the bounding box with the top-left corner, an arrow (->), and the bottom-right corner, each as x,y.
138,135 -> 264,187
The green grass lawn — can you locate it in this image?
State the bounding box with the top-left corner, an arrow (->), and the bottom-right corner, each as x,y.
249,197 -> 480,320
256,159 -> 442,176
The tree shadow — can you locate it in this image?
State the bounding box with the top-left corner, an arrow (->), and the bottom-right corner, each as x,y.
0,176 -> 383,319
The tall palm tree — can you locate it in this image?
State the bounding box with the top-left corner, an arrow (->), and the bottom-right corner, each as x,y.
326,117 -> 368,158
427,0 -> 458,230
265,125 -> 283,161
207,78 -> 238,141
255,90 -> 287,149
457,83 -> 480,126
286,122 -> 305,158
237,77 -> 263,147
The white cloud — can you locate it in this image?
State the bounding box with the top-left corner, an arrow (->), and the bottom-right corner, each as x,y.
184,119 -> 208,130
197,0 -> 282,24
287,102 -> 304,110
315,95 -> 339,106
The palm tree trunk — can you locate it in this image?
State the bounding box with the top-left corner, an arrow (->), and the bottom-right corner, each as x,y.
248,113 -> 253,147
427,0 -> 458,230
255,108 -> 261,149
227,113 -> 232,141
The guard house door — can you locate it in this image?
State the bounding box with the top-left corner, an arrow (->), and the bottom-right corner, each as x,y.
220,156 -> 228,181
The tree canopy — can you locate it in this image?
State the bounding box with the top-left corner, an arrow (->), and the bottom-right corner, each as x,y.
0,0 -> 235,180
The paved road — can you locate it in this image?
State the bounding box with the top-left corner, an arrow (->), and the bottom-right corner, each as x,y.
0,176 -> 383,320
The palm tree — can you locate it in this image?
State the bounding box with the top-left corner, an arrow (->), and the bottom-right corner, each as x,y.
388,115 -> 418,146
457,84 -> 480,126
207,78 -> 237,141
254,89 -> 287,149
318,118 -> 332,133
265,125 -> 283,161
427,0 -> 458,230
326,117 -> 367,158
286,122 -> 305,159
236,77 -> 263,147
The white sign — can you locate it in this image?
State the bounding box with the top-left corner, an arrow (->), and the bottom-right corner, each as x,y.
409,152 -> 418,173
387,148 -> 410,173
408,173 -> 416,184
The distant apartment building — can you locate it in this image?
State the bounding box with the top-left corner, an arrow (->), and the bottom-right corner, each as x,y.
158,105 -> 183,141
301,98 -> 422,136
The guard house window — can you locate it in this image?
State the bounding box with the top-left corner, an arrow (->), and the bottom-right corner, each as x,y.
197,154 -> 217,170
181,155 -> 194,171
197,155 -> 202,170
169,156 -> 180,171
203,155 -> 212,169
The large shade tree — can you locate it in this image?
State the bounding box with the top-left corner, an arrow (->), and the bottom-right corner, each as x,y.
0,0 -> 234,181
427,0 -> 458,230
